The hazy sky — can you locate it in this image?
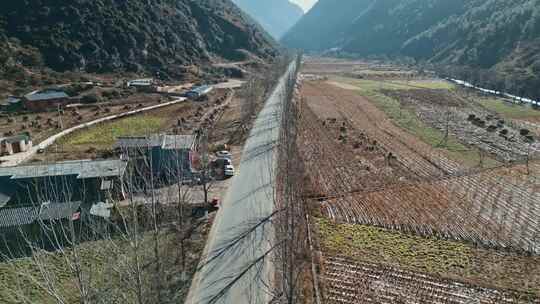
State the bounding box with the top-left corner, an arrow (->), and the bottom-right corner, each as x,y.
291,0 -> 318,12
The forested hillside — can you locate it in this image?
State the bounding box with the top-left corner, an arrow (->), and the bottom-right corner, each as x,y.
283,0 -> 540,99
233,0 -> 303,39
0,0 -> 276,75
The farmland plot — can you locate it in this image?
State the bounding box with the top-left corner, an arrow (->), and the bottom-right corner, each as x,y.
298,61 -> 540,304
383,89 -> 540,162
302,82 -> 467,179
322,168 -> 540,254
298,104 -> 420,197
322,255 -> 539,304
299,81 -> 540,253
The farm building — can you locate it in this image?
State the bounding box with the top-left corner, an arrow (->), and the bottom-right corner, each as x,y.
22,89 -> 70,112
126,78 -> 156,92
0,201 -> 82,259
0,133 -> 32,156
0,159 -> 127,258
185,85 -> 213,99
114,134 -> 196,185
0,159 -> 127,209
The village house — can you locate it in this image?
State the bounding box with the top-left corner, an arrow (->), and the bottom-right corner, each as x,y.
0,159 -> 127,258
0,159 -> 127,210
114,134 -> 196,185
0,133 -> 32,156
22,89 -> 70,112
126,78 -> 157,92
185,85 -> 213,100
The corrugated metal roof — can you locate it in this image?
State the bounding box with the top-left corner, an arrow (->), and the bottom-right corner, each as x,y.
0,159 -> 127,179
114,135 -> 162,149
0,202 -> 81,228
38,202 -> 81,221
0,207 -> 37,227
115,135 -> 195,150
187,85 -> 213,95
4,134 -> 30,144
162,135 -> 195,150
24,90 -> 68,102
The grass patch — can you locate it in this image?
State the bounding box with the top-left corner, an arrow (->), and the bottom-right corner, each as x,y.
316,217 -> 540,294
477,98 -> 540,120
0,229 -> 206,304
330,76 -> 499,168
333,76 -> 455,91
60,115 -> 166,149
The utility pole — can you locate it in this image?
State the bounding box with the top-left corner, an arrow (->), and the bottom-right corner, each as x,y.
57,104 -> 64,130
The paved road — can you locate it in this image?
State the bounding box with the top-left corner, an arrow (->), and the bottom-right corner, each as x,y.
0,98 -> 186,167
187,62 -> 297,304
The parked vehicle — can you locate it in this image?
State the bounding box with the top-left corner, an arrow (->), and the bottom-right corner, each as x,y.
224,164 -> 235,177
216,150 -> 232,159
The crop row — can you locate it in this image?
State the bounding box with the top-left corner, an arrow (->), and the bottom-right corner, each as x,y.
322,168 -> 540,254
321,255 -> 538,304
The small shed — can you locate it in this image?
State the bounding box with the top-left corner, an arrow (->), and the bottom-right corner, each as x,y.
0,133 -> 32,155
0,201 -> 82,259
185,85 -> 213,99
115,134 -> 196,185
126,78 -> 156,92
0,159 -> 127,210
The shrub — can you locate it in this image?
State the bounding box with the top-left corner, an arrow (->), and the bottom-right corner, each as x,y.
81,93 -> 100,103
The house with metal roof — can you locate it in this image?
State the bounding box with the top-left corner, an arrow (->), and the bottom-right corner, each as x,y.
22,89 -> 70,112
126,78 -> 157,92
0,159 -> 129,258
0,201 -> 82,259
0,159 -> 127,210
0,133 -> 32,156
115,134 -> 196,185
185,85 -> 213,100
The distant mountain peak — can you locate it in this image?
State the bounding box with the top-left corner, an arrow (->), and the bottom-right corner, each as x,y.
283,0 -> 540,98
233,0 -> 304,39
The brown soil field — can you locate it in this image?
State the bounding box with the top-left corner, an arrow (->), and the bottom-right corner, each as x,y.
0,93 -> 165,144
298,61 -> 540,303
33,90 -> 228,162
302,81 -> 465,179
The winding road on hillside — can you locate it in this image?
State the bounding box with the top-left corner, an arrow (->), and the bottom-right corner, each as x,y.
186,62 -> 297,304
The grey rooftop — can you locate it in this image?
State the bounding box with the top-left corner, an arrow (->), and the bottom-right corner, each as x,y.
0,202 -> 81,228
0,159 -> 127,180
115,134 -> 195,150
24,90 -> 69,102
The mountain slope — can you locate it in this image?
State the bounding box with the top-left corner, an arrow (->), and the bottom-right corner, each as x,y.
0,0 -> 277,74
233,0 -> 303,39
281,0 -> 376,50
283,0 -> 540,98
